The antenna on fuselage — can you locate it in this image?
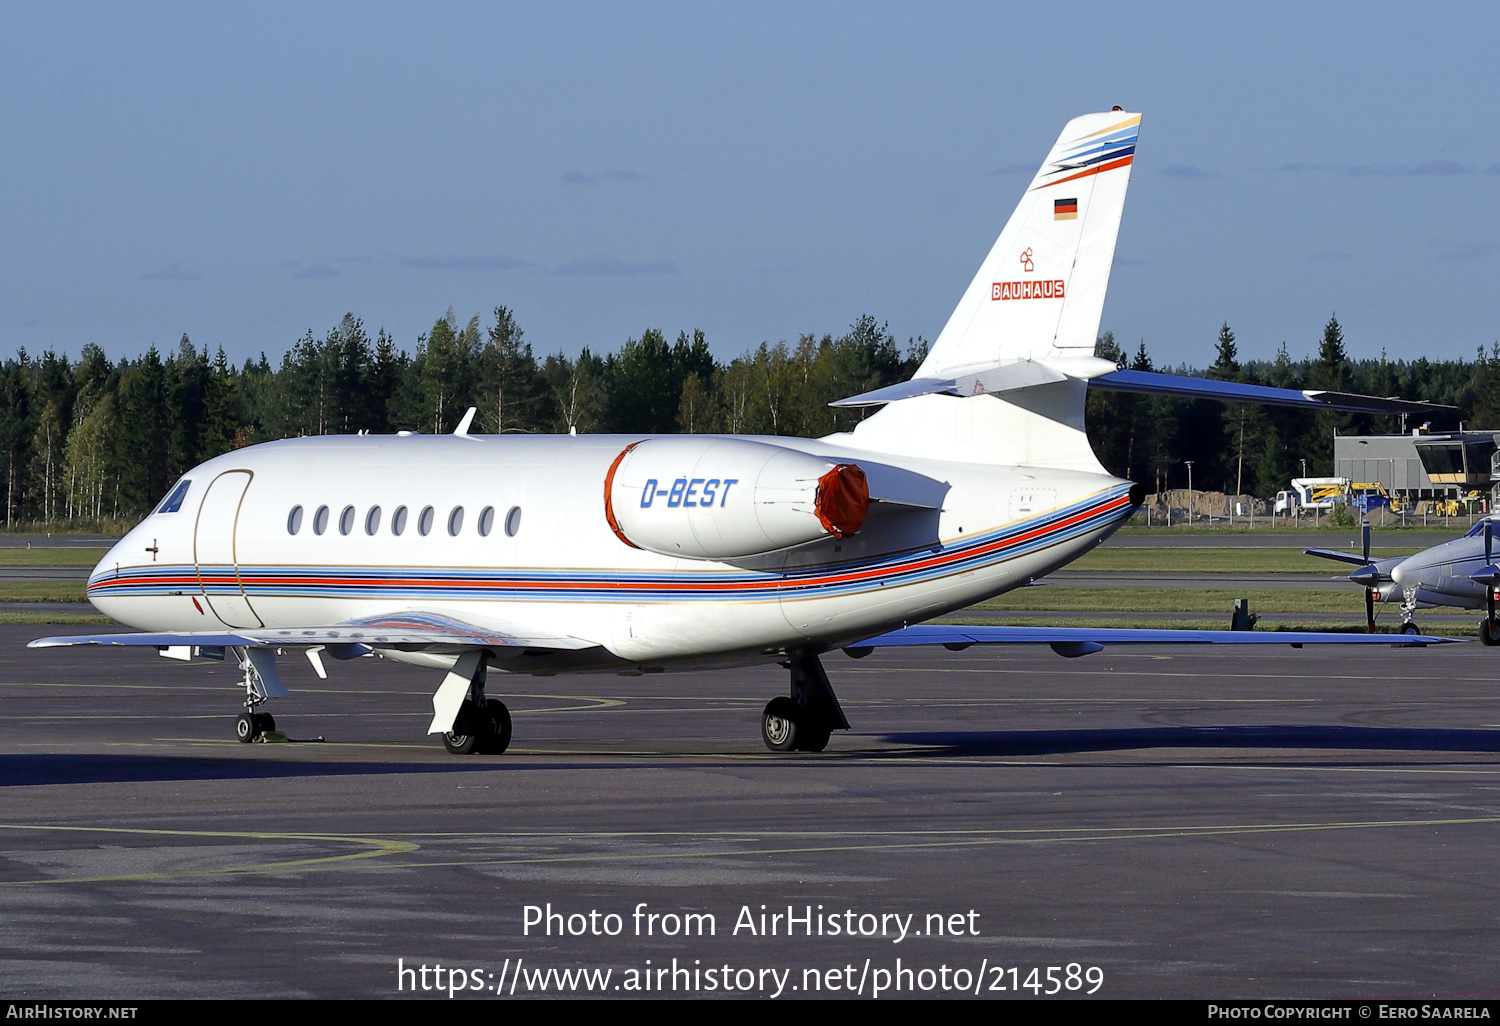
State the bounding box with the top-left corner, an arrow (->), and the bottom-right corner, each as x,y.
453,407 -> 477,437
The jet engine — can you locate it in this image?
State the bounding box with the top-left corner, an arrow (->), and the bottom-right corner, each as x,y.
604,437 -> 869,559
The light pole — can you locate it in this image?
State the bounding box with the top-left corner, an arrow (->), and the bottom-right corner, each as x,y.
1185,461 -> 1195,525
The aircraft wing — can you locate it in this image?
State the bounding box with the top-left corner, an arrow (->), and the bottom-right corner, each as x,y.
28,610 -> 598,653
850,623 -> 1455,657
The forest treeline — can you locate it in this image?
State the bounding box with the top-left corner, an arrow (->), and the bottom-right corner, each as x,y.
1,306 -> 1496,527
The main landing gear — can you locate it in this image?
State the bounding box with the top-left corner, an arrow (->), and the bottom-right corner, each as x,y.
236,710 -> 276,743
232,646 -> 284,743
443,697 -> 513,755
439,656 -> 512,755
761,655 -> 849,753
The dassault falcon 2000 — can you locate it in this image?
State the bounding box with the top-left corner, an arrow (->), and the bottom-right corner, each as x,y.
33,110 -> 1455,754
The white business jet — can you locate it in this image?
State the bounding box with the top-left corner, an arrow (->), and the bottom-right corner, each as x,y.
33,111 -> 1453,754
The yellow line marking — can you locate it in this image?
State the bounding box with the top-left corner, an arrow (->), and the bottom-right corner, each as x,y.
380,814 -> 1500,869
0,823 -> 418,885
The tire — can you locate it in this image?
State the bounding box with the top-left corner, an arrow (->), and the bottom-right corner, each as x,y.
761,697 -> 799,752
1481,620 -> 1500,646
254,712 -> 276,734
795,723 -> 832,753
442,700 -> 482,755
477,700 -> 513,755
1401,622 -> 1421,636
235,712 -> 258,743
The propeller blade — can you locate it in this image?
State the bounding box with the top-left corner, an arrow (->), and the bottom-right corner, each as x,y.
1366,587 -> 1376,634
1362,521 -> 1371,563
1486,519 -> 1493,565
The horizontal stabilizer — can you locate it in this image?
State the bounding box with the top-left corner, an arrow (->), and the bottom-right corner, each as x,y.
830,378 -> 961,408
850,624 -> 1454,652
1302,548 -> 1374,567
1090,370 -> 1453,415
831,356 -> 1118,408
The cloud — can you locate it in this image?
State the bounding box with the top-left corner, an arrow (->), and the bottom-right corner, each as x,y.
554,255 -> 679,276
1436,241 -> 1498,262
986,163 -> 1033,176
1280,161 -> 1483,177
291,264 -> 340,278
142,263 -> 201,281
1342,164 -> 1401,177
1308,252 -> 1352,262
1410,160 -> 1470,176
560,168 -> 650,185
399,255 -> 534,271
1159,165 -> 1222,180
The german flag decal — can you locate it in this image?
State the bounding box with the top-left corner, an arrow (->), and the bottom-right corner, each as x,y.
1054,198 -> 1078,221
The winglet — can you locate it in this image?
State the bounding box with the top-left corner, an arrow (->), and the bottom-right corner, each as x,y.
453,407 -> 477,437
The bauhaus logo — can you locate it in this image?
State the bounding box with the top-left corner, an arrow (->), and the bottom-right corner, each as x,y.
991,280 -> 1065,300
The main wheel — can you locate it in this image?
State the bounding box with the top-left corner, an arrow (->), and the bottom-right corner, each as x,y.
476,700 -> 512,755
761,697 -> 799,752
442,700 -> 483,755
235,712 -> 259,743
796,723 -> 832,753
1401,621 -> 1421,636
1481,619 -> 1500,646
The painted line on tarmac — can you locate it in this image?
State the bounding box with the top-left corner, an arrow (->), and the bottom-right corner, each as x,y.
373,813 -> 1500,871
0,823 -> 419,885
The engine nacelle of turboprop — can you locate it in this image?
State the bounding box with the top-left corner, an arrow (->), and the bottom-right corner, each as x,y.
604,437 -> 869,560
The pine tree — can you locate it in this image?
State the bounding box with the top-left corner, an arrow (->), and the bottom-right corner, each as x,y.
478,306 -> 539,433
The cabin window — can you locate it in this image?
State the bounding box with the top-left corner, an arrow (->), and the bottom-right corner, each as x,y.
156,480 -> 191,514
418,506 -> 435,536
365,506 -> 382,536
448,506 -> 465,536
287,506 -> 303,535
391,506 -> 408,536
478,506 -> 495,537
505,505 -> 522,537
339,505 -> 356,535
313,505 -> 330,535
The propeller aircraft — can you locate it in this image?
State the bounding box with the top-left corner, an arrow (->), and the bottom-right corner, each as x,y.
1306,517 -> 1500,642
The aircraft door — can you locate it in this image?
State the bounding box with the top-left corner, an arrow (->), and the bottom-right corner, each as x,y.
194,470 -> 264,628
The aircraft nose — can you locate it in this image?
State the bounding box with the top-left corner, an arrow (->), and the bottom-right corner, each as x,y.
1390,558 -> 1412,587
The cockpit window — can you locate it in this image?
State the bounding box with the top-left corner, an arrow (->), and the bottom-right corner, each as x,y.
1464,516 -> 1500,538
155,480 -> 191,514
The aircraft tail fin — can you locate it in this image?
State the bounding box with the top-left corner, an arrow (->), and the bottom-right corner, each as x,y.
836,112 -> 1138,471
918,111 -> 1139,379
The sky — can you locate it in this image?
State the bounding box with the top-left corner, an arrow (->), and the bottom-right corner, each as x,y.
2,2 -> 1498,370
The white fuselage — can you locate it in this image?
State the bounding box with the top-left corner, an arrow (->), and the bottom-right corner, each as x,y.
88,431 -> 1136,674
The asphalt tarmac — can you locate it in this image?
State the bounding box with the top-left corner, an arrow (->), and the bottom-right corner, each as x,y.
2,625 -> 1498,999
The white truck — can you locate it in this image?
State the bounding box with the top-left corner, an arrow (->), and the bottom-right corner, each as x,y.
1274,477 -> 1349,516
